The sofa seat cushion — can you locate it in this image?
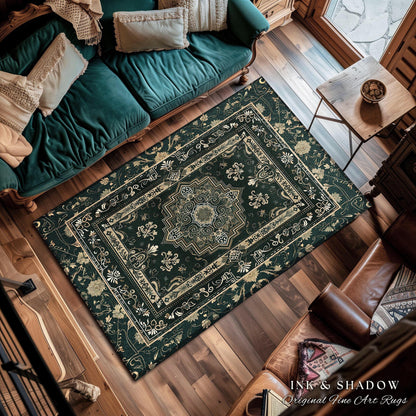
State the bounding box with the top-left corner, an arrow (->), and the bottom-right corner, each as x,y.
16,58 -> 150,197
102,31 -> 252,119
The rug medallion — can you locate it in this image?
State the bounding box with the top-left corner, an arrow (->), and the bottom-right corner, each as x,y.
34,79 -> 367,379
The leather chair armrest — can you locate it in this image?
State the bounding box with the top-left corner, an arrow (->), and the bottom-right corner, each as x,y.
383,211 -> 416,269
226,370 -> 291,416
340,239 -> 402,316
309,283 -> 371,348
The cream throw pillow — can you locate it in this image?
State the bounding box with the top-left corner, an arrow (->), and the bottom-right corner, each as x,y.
28,33 -> 88,117
0,71 -> 43,133
0,122 -> 32,168
159,0 -> 228,32
113,8 -> 189,53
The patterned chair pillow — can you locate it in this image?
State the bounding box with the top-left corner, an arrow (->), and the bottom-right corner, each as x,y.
370,264 -> 416,336
294,339 -> 356,399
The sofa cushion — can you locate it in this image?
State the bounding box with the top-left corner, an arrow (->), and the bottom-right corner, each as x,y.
102,31 -> 252,119
159,0 -> 228,32
28,33 -> 89,117
0,15 -> 96,76
113,8 -> 189,53
15,58 -> 150,196
0,71 -> 43,133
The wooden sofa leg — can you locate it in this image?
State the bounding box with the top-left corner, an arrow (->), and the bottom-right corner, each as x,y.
239,70 -> 249,85
1,190 -> 38,213
23,199 -> 37,213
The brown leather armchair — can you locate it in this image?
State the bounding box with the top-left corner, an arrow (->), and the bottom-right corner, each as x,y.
226,211 -> 416,416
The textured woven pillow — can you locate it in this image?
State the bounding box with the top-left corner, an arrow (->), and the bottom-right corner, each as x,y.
0,122 -> 32,168
113,8 -> 189,53
370,264 -> 416,336
159,0 -> 228,32
294,339 -> 356,399
28,32 -> 88,117
0,71 -> 43,133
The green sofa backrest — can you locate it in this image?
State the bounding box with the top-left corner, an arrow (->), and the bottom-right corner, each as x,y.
100,0 -> 157,21
100,0 -> 157,51
0,15 -> 96,75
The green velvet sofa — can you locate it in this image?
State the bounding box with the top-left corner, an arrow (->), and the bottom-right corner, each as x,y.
0,0 -> 269,211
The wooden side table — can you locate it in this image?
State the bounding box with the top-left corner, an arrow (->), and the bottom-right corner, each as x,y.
309,56 -> 416,171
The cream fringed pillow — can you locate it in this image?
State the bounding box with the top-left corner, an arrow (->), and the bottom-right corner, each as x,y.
159,0 -> 228,32
28,33 -> 88,117
0,71 -> 43,133
113,8 -> 189,53
0,122 -> 32,168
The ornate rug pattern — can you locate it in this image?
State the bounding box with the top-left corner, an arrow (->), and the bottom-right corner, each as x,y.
34,79 -> 367,379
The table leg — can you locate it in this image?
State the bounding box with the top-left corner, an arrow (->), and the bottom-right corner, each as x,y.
308,98 -> 323,132
343,136 -> 364,171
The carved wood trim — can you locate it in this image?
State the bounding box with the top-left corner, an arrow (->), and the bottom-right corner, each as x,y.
0,189 -> 38,212
0,3 -> 52,43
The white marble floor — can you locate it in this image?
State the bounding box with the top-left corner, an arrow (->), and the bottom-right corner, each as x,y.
326,0 -> 414,59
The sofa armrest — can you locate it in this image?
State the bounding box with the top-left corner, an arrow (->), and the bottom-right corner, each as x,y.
383,211 -> 416,269
227,0 -> 270,48
340,239 -> 402,316
0,159 -> 19,193
309,283 -> 371,348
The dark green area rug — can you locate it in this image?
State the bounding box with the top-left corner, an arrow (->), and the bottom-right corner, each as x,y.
34,78 -> 367,379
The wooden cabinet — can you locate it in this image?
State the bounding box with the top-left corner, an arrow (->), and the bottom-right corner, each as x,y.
253,0 -> 295,30
369,130 -> 416,213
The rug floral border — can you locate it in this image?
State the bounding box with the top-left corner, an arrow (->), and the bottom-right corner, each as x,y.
34,78 -> 368,379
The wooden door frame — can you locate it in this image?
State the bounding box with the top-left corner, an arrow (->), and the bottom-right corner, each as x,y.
381,1 -> 416,69
301,0 -> 363,67
300,0 -> 416,68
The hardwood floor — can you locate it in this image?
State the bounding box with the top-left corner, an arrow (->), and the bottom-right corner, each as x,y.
0,20 -> 400,416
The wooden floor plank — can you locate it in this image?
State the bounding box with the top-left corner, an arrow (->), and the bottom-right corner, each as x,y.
289,270 -> 321,304
199,327 -> 253,390
214,313 -> 266,375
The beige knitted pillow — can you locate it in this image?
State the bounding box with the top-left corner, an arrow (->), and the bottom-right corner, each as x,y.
113,8 -> 189,53
159,0 -> 228,32
0,71 -> 43,133
28,33 -> 88,117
